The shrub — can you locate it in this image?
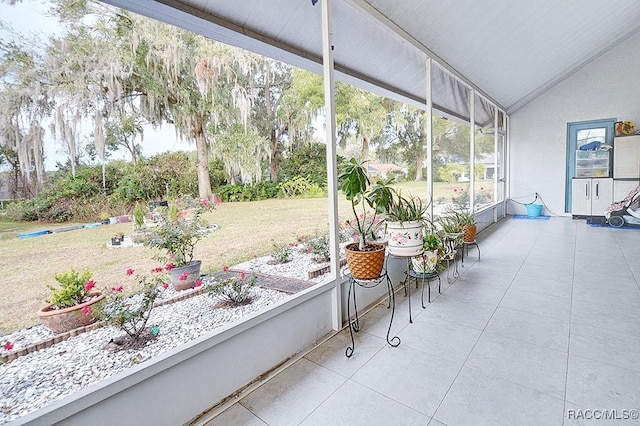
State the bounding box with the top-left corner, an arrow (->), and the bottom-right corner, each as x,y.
100,267 -> 163,340
270,243 -> 292,264
47,268 -> 95,308
207,268 -> 256,305
306,234 -> 330,262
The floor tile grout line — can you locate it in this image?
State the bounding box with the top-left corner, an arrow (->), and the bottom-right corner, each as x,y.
562,219 -> 579,426
431,217 -> 542,421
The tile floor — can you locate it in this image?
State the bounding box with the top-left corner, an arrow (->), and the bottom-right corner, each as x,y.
204,217 -> 640,426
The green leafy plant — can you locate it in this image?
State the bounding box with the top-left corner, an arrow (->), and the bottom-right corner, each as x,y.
270,243 -> 293,264
138,195 -> 216,267
422,232 -> 444,252
444,204 -> 476,227
306,234 -> 331,262
386,192 -> 428,223
338,158 -> 394,250
100,267 -> 165,340
47,268 -> 96,308
133,202 -> 145,228
437,214 -> 462,234
207,267 -> 257,305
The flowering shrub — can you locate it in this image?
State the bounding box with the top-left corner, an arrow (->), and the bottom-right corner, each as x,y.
100,267 -> 165,340
207,267 -> 257,305
137,195 -> 216,267
270,243 -> 292,264
46,268 -> 97,308
451,187 -> 493,207
305,235 -> 330,262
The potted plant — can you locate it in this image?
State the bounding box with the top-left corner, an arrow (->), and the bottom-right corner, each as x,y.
443,204 -> 477,243
385,193 -> 428,256
411,229 -> 444,273
138,195 -> 215,290
338,158 -> 394,280
36,268 -> 105,334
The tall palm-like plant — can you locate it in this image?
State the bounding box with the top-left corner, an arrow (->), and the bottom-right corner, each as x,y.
338,158 -> 394,250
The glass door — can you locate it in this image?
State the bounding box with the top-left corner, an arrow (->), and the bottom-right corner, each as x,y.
565,119 -> 615,213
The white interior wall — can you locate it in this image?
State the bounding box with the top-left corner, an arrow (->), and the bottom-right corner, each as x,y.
509,31 -> 640,216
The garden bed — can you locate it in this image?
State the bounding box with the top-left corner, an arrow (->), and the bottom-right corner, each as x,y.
0,249 -> 331,424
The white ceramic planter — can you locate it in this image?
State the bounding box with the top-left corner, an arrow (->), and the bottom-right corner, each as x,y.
386,220 -> 424,256
411,251 -> 438,273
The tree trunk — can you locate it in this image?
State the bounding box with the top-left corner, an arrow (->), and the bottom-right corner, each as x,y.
194,122 -> 213,200
361,135 -> 370,164
269,128 -> 279,181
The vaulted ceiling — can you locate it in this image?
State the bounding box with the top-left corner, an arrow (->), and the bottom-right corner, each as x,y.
102,0 -> 640,114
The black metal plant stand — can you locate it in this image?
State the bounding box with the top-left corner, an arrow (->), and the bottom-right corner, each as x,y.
344,268 -> 400,358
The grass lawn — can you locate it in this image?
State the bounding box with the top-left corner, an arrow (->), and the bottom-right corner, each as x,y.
0,197 -> 353,335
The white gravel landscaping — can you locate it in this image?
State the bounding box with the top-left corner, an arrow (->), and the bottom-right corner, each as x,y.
0,251 -> 329,424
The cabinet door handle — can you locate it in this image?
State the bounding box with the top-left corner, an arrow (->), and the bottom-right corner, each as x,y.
595,182 -> 599,198
585,183 -> 589,198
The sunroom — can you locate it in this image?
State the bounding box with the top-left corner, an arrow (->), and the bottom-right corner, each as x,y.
8,0 -> 640,425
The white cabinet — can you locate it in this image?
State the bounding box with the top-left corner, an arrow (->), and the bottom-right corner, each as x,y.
572,178 -> 613,216
614,135 -> 640,178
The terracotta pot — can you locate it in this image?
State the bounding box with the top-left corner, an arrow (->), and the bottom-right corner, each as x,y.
344,242 -> 386,280
463,225 -> 477,243
167,260 -> 202,291
37,293 -> 105,334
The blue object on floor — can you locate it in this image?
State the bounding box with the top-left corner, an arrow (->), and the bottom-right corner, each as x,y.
512,214 -> 550,220
588,222 -> 640,230
17,230 -> 51,238
525,203 -> 543,217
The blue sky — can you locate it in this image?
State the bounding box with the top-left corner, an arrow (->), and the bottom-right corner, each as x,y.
0,0 -> 189,170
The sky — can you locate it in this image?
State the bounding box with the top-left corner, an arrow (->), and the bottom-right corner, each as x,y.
0,0 -> 191,170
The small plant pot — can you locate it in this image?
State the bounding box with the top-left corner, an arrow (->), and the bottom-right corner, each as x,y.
411,251 -> 438,273
462,225 -> 477,243
111,236 -> 122,246
167,260 -> 202,291
37,293 -> 105,334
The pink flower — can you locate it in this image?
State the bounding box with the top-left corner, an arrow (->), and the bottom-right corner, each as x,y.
240,271 -> 246,280
165,263 -> 174,271
112,285 -> 124,292
179,272 -> 188,281
162,282 -> 169,289
126,268 -> 134,276
222,265 -> 229,272
213,195 -> 222,204
151,266 -> 163,273
194,279 -> 202,287
81,305 -> 91,315
307,246 -> 313,253
178,210 -> 187,216
202,199 -> 209,207
3,342 -> 13,351
84,280 -> 96,291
